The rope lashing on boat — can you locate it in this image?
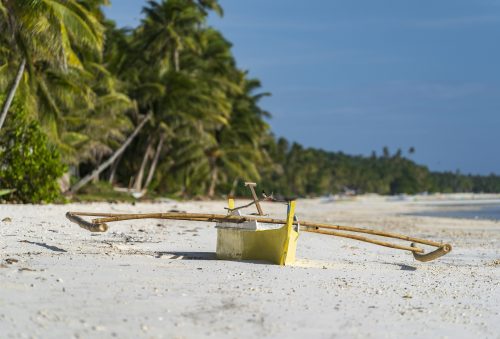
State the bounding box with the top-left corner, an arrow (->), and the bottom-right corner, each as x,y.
66,211 -> 452,262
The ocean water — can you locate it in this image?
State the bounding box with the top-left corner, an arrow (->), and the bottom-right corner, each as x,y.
412,203 -> 500,221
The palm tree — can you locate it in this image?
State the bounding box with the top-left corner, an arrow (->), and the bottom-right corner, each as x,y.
115,1 -> 230,193
205,76 -> 271,197
137,0 -> 223,72
138,0 -> 203,72
0,0 -> 104,131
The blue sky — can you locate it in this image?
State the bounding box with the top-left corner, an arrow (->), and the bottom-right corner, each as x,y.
103,0 -> 500,175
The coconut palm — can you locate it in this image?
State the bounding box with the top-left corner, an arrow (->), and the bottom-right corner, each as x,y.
205,77 -> 271,197
138,0 -> 201,73
114,1 -> 232,193
137,0 -> 222,72
0,0 -> 104,131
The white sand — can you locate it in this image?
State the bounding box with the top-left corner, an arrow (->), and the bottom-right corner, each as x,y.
1,197 -> 499,338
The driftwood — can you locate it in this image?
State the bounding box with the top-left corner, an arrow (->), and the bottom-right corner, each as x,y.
66,211 -> 452,262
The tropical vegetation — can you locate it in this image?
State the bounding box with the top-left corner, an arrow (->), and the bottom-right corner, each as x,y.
1,0 -> 499,203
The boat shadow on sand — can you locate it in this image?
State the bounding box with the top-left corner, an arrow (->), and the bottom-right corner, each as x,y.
155,251 -> 216,260
155,251 -> 283,265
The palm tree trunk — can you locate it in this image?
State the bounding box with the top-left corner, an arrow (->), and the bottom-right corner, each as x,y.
143,135 -> 165,191
108,153 -> 123,184
229,178 -> 239,197
208,164 -> 218,198
69,114 -> 151,194
93,154 -> 103,183
134,141 -> 153,191
0,58 -> 26,131
174,48 -> 180,72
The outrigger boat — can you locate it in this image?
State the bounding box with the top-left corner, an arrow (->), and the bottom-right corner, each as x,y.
66,182 -> 452,265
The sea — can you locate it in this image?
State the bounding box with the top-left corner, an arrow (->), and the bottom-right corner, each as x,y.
412,203 -> 500,221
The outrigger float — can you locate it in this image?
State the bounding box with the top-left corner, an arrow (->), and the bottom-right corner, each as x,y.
66,182 -> 452,265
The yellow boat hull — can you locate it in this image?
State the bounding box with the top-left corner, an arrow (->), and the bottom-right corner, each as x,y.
216,200 -> 298,265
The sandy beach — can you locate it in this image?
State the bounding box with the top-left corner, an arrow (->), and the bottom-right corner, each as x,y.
1,196 -> 499,338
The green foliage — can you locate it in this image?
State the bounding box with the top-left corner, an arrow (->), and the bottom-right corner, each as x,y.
0,0 -> 131,166
0,188 -> 15,197
0,105 -> 66,203
74,181 -> 136,203
259,142 -> 500,197
428,172 -> 500,193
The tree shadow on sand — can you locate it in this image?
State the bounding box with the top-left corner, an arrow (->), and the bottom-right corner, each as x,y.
19,240 -> 67,252
381,262 -> 417,271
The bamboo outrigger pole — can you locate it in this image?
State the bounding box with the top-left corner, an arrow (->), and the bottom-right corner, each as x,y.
66,210 -> 452,262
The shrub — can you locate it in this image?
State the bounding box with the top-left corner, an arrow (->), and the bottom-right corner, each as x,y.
0,105 -> 66,203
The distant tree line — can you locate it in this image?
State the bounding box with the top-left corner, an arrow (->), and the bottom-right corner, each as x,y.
1,0 -> 499,202
257,141 -> 500,197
